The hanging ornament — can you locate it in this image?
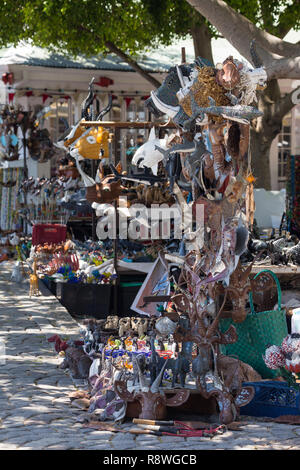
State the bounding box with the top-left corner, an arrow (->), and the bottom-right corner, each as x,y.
125,97 -> 133,109
8,92 -> 15,104
94,76 -> 114,87
2,73 -> 8,85
42,93 -> 52,103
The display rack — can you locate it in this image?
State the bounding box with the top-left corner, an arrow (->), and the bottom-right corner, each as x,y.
78,119 -> 179,315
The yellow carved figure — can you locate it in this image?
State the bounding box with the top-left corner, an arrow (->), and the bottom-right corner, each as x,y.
73,126 -> 109,160
29,260 -> 40,297
59,120 -> 109,160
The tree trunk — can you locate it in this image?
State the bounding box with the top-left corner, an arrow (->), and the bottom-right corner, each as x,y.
190,22 -> 214,63
250,80 -> 299,189
250,131 -> 272,189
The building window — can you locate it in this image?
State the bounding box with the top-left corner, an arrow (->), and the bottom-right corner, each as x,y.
48,98 -> 75,142
277,112 -> 292,188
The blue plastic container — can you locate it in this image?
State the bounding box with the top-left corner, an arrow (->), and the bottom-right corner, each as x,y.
241,381 -> 300,418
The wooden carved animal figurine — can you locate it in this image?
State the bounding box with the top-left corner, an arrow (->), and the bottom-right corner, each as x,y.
131,317 -> 149,338
132,353 -> 148,386
29,259 -> 40,297
104,315 -> 119,331
119,317 -> 131,337
75,157 -> 125,205
115,359 -> 190,420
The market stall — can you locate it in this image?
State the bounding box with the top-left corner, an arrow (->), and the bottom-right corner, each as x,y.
9,49 -> 300,430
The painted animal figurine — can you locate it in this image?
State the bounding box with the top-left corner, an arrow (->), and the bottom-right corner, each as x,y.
131,127 -> 168,175
119,317 -> 131,337
131,317 -> 149,338
29,259 -> 40,297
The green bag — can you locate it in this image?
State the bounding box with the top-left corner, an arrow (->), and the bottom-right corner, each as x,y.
219,269 -> 288,379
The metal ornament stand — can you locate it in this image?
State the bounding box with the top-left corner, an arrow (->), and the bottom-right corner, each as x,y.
80,119 -> 177,316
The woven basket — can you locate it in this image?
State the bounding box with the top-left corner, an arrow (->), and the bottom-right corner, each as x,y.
220,269 -> 288,379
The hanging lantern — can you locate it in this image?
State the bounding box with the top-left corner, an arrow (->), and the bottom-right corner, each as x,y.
124,97 -> 133,108
1,72 -> 14,85
2,73 -> 8,85
95,76 -> 114,88
42,93 -> 51,104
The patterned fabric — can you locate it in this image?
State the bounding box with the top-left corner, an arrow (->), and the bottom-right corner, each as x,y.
0,168 -> 23,231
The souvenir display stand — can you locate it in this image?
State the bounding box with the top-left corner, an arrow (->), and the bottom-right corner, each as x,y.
17,51 -> 300,428
78,118 -> 177,317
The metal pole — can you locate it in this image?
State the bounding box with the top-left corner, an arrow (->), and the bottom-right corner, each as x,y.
22,122 -> 28,235
113,198 -> 119,315
91,159 -> 97,241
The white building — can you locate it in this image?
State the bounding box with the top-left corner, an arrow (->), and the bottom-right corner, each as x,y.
0,40 -> 299,189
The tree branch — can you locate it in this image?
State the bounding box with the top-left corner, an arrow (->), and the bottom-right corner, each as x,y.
275,85 -> 300,121
190,22 -> 214,63
104,41 -> 161,89
265,56 -> 300,80
186,0 -> 300,60
77,24 -> 162,89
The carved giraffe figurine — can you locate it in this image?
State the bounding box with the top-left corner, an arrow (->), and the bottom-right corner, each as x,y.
29,259 -> 40,297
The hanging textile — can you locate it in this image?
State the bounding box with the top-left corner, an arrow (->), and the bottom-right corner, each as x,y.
0,168 -> 23,231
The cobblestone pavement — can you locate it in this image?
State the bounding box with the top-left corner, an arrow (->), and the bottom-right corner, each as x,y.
0,260 -> 300,451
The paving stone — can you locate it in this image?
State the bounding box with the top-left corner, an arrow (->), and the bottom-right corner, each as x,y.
111,441 -> 139,450
21,437 -> 69,449
44,443 -> 73,450
81,441 -> 113,450
111,432 -> 135,442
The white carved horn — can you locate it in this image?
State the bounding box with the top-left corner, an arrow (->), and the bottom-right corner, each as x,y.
150,91 -> 180,118
150,358 -> 168,394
